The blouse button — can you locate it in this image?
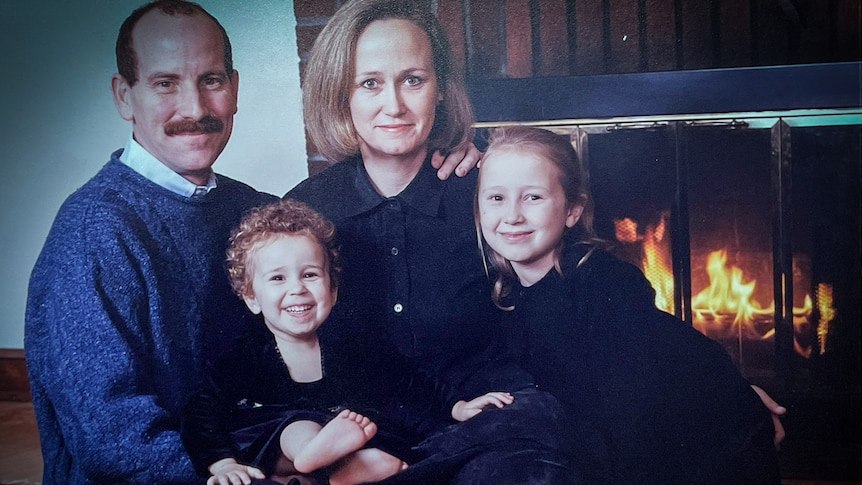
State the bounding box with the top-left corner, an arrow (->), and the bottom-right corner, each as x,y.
393,303 -> 404,313
391,247 -> 399,256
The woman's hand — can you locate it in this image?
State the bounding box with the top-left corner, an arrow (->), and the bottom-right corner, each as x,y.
207,457 -> 265,485
451,391 -> 514,421
751,385 -> 787,448
431,143 -> 483,180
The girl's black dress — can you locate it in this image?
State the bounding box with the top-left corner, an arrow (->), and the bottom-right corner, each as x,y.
181,321 -> 454,479
502,237 -> 780,484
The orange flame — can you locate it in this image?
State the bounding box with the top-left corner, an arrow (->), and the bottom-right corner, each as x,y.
642,215 -> 675,314
691,249 -> 774,337
815,283 -> 835,354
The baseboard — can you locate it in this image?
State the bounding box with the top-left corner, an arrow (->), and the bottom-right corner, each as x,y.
0,348 -> 31,402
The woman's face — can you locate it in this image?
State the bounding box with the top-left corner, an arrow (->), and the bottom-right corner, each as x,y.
349,18 -> 440,163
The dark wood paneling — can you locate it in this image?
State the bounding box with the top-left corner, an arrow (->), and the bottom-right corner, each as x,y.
294,0 -> 338,18
538,0 -> 569,75
439,0 -> 469,74
644,0 -> 677,71
834,0 -> 862,62
680,0 -> 714,69
572,0 -> 606,75
505,0 -> 533,77
0,349 -> 30,402
794,0 -> 832,65
607,0 -> 641,73
719,0 -> 752,67
468,0 -> 506,79
753,0 -> 791,65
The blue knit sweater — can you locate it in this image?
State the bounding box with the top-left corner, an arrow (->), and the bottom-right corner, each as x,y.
25,152 -> 274,484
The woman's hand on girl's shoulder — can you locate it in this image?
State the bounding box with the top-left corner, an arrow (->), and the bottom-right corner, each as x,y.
431,143 -> 483,180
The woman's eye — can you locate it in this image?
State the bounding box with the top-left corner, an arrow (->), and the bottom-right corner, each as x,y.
269,275 -> 284,281
405,75 -> 423,87
361,79 -> 378,89
303,272 -> 319,279
526,194 -> 543,201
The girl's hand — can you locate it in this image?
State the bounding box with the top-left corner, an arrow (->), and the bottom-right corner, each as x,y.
751,385 -> 786,448
451,391 -> 514,421
207,457 -> 265,485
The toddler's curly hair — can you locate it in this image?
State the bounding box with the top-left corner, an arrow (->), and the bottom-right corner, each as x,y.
226,198 -> 340,298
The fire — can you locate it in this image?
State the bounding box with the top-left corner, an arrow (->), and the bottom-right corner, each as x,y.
616,214 -> 675,314
641,215 -> 675,315
691,249 -> 774,337
815,283 -> 835,354
614,215 -> 836,359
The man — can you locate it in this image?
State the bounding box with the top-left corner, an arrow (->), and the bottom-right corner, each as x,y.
24,2 -> 274,483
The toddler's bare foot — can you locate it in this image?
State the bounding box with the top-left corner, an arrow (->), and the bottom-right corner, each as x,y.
293,409 -> 377,473
329,448 -> 408,485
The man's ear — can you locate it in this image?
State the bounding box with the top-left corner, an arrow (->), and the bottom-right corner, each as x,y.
243,293 -> 261,315
228,69 -> 240,114
111,74 -> 134,121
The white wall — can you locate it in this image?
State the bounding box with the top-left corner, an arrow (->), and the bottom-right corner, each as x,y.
0,1 -> 307,349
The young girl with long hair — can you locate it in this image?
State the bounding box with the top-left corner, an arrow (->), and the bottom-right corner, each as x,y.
475,125 -> 780,484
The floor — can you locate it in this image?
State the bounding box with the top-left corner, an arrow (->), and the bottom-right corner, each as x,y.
0,401 -> 41,485
0,400 -> 857,485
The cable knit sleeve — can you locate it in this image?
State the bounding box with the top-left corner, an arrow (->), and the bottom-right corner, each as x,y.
27,189 -> 202,483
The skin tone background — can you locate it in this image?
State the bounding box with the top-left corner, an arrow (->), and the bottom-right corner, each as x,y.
0,1 -> 306,349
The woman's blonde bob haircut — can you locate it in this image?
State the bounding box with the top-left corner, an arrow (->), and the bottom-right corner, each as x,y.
302,0 -> 474,162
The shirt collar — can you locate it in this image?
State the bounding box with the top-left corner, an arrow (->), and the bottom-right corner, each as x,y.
119,135 -> 217,198
349,155 -> 443,218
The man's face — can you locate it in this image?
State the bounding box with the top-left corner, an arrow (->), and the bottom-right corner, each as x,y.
112,11 -> 238,185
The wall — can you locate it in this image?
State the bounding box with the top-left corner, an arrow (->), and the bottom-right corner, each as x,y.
0,1 -> 306,349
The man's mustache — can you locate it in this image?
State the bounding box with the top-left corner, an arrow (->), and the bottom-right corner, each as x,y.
164,116 -> 224,135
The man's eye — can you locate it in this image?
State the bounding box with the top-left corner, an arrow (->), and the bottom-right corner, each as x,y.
203,77 -> 224,88
303,272 -> 319,279
269,275 -> 284,281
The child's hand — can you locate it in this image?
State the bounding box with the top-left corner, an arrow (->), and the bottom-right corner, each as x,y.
207,457 -> 265,485
451,391 -> 514,421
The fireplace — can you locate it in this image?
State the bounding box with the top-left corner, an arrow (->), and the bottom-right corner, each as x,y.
472,63 -> 861,480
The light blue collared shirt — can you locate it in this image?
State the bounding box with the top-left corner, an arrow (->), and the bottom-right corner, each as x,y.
119,136 -> 217,198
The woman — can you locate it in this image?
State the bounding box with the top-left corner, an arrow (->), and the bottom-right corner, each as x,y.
287,1 -> 570,483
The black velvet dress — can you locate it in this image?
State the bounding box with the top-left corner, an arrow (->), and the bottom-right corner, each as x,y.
181,321 -> 454,479
502,236 -> 781,484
